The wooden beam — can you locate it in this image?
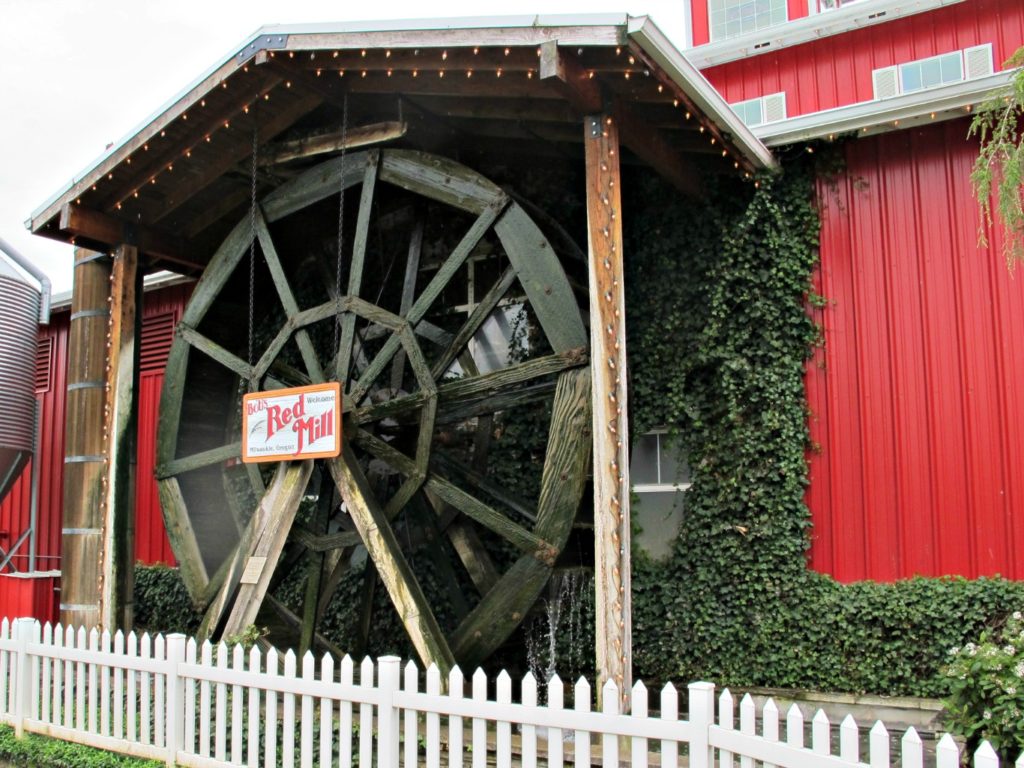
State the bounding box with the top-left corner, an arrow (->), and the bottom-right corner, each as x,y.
99,245 -> 141,632
59,204 -> 202,271
584,113 -> 633,711
260,121 -> 407,165
539,42 -> 701,197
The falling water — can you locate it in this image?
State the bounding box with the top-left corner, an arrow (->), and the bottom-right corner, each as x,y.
526,569 -> 594,689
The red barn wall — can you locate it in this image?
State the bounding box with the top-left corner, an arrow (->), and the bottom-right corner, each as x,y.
699,0 -> 1024,116
806,118 -> 1024,581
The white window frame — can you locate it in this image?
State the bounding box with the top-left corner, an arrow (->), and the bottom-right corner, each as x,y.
730,92 -> 788,127
632,430 -> 692,494
873,45 -> 994,100
817,0 -> 869,12
709,0 -> 790,43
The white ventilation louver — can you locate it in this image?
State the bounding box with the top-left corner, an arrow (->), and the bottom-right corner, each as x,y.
964,44 -> 994,79
873,66 -> 899,99
763,92 -> 788,123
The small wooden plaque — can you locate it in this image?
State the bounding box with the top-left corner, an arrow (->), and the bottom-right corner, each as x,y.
240,556 -> 267,585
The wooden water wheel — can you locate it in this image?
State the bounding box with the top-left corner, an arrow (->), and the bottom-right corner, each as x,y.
156,148 -> 591,673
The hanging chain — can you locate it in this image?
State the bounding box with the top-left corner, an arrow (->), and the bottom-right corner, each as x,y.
333,93 -> 350,354
248,119 -> 258,370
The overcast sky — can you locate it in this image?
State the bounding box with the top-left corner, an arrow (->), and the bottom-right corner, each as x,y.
0,0 -> 689,294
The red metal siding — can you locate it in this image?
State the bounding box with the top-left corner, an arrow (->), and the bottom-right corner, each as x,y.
701,0 -> 1024,116
135,283 -> 192,566
807,118 -> 1024,581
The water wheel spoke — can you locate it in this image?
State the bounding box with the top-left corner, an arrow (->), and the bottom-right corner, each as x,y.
391,216 -> 425,391
254,209 -> 325,383
253,322 -> 294,383
154,441 -> 241,480
422,489 -> 501,596
432,450 -> 536,523
178,322 -> 254,380
335,151 -> 381,383
431,265 -> 517,379
327,446 -> 456,674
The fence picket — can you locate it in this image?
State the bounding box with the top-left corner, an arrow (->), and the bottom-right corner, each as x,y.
126,631 -> 138,740
184,638 -> 197,753
139,632 -> 152,745
321,654 -> 335,768
427,665 -> 443,768
74,626 -> 86,731
936,733 -> 960,768
100,630 -> 111,736
472,668 -> 487,768
266,648 -> 279,768
199,640 -> 212,757
154,634 -> 165,748
521,673 -> 538,768
762,698 -> 779,768
902,726 -> 924,768
718,688 -> 735,768
739,694 -> 755,768
786,703 -> 804,749
600,679 -> 619,768
0,618 -> 8,716
661,684 -> 679,768
632,681 -> 648,768
869,721 -> 889,768
248,647 -> 262,768
338,655 -> 352,768
404,661 -> 419,768
839,714 -> 858,763
548,676 -> 565,768
812,709 -> 830,755
975,741 -> 999,768
232,645 -> 245,766
28,621 -> 41,724
359,657 -> 374,768
214,642 -> 228,762
300,652 -> 315,768
86,628 -> 98,733
573,677 -> 591,768
41,623 -> 52,725
283,650 -> 298,768
448,666 -> 465,768
496,671 -> 512,768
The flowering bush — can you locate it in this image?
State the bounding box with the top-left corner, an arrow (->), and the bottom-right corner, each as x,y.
944,611 -> 1024,762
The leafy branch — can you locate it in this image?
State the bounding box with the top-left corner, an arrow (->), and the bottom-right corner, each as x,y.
969,48 -> 1024,266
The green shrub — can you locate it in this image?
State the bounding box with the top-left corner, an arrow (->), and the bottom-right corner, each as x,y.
944,610 -> 1024,761
0,725 -> 161,768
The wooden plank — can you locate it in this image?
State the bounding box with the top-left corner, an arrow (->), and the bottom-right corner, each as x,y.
494,203 -> 587,353
379,150 -> 505,214
433,451 -> 536,522
156,477 -> 210,601
262,152 -> 370,224
585,112 -> 632,709
220,460 -> 315,638
539,40 -> 603,114
291,528 -> 362,552
353,348 -> 586,424
261,121 -> 407,165
430,265 -> 517,379
59,205 -> 201,271
254,209 -> 325,383
390,216 -> 425,392
155,442 -> 241,480
99,245 -> 141,632
327,445 -> 456,674
178,323 -> 254,380
180,215 -> 254,328
300,472 -> 334,655
335,151 -> 380,383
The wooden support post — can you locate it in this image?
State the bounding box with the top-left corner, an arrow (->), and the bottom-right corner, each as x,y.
584,113 -> 633,710
61,249 -> 113,629
100,245 -> 141,632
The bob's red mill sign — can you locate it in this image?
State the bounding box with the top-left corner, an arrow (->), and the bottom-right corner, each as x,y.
242,382 -> 341,463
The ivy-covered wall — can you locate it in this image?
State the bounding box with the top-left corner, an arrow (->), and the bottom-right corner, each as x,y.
134,154 -> 1024,698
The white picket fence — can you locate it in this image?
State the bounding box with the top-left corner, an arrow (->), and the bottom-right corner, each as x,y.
0,617 -> 1017,768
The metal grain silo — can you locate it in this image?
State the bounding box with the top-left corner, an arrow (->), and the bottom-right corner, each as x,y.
0,249 -> 43,503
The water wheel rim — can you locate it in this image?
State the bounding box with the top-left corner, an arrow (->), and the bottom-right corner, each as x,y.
156,148 -> 591,672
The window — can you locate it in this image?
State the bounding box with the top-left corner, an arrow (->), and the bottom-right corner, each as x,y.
709,0 -> 787,41
731,92 -> 787,127
873,45 -> 993,100
630,431 -> 691,560
818,0 -> 868,11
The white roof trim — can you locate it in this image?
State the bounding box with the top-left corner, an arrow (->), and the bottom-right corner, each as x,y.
49,271 -> 194,312
687,0 -> 966,69
629,17 -> 776,169
753,69 -> 1014,146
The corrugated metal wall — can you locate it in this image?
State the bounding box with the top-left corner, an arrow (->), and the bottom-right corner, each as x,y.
806,118 -> 1024,581
700,0 -> 1024,116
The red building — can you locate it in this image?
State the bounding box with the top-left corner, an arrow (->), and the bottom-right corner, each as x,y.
2,1 -> 1022,622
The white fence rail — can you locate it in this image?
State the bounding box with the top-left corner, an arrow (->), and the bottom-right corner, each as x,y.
0,616 -> 1017,768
